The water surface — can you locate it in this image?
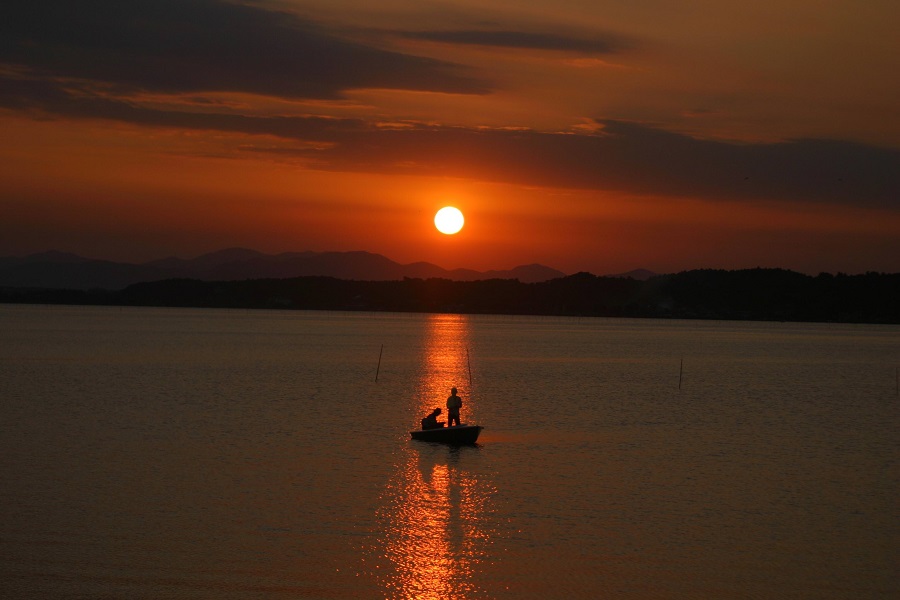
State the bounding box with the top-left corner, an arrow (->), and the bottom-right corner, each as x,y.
1,305 -> 897,598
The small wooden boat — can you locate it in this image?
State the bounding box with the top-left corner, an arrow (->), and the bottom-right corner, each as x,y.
410,424 -> 483,445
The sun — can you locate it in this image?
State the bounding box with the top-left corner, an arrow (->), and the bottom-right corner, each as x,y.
434,206 -> 464,235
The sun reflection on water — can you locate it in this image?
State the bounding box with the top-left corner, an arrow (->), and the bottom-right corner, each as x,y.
367,314 -> 497,599
414,314 -> 475,422
374,447 -> 497,599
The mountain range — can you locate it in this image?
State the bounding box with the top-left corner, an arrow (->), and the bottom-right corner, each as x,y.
5,266 -> 897,324
0,248 -> 604,290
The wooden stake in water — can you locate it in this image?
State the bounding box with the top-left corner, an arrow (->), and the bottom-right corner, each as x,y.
375,344 -> 383,382
467,346 -> 473,387
679,357 -> 684,390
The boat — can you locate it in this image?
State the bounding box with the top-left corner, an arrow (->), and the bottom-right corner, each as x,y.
410,424 -> 483,445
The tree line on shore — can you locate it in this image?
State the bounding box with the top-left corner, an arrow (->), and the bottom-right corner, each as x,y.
2,268 -> 898,324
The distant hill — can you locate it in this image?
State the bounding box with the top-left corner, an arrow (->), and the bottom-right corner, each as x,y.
608,268 -> 657,281
0,248 -> 568,290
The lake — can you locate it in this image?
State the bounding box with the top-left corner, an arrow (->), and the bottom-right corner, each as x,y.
1,304 -> 897,599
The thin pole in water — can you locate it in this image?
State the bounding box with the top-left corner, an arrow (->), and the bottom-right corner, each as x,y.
467,346 -> 473,387
375,344 -> 384,382
679,357 -> 684,390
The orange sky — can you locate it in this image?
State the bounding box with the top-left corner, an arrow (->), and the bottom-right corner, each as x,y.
1,0 -> 898,275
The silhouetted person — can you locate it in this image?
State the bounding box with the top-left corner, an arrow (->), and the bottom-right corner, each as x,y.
446,387 -> 462,427
421,407 -> 444,430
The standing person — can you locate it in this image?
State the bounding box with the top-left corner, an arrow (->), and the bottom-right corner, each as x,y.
446,387 -> 462,427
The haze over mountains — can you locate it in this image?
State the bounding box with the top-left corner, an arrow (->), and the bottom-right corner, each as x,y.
0,248 -> 602,290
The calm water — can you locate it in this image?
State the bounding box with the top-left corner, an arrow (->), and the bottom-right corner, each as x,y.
1,305 -> 897,599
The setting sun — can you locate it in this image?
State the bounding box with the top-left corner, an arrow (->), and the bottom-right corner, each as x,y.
434,206 -> 464,235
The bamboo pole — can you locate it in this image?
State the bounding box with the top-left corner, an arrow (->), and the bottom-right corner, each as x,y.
375,344 -> 383,382
466,346 -> 473,387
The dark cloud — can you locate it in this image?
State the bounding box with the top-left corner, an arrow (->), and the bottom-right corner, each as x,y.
0,74 -> 364,139
316,121 -> 900,207
1,73 -> 896,208
0,0 -> 488,98
397,30 -> 626,53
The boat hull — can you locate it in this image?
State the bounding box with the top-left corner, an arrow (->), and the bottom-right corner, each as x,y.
410,425 -> 483,445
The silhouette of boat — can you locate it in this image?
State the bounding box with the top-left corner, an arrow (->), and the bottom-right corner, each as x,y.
410,424 -> 483,445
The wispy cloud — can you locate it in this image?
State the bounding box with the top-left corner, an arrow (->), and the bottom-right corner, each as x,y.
396,29 -> 628,53
3,71 -> 896,208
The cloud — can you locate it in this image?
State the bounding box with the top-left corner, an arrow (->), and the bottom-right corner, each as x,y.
0,73 -> 364,138
396,29 -> 627,53
0,0 -> 489,98
315,120 -> 900,207
1,71 -> 897,209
